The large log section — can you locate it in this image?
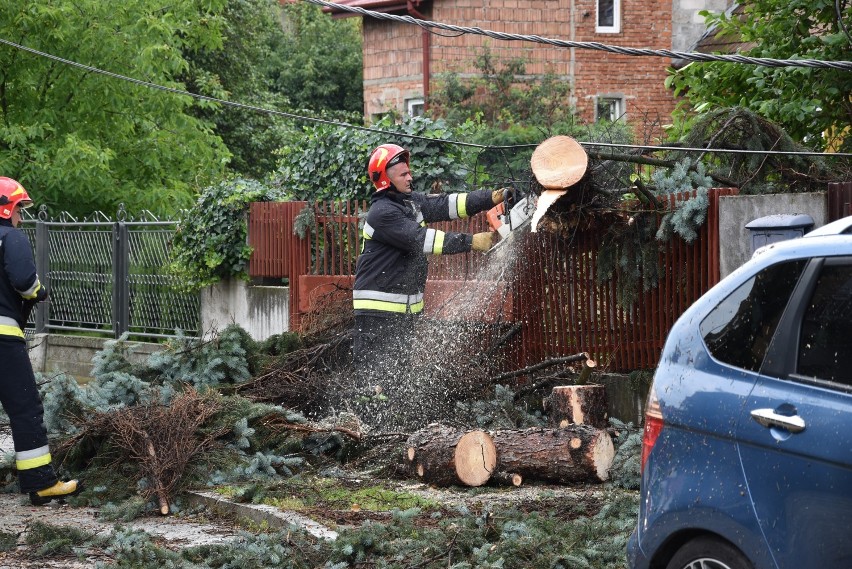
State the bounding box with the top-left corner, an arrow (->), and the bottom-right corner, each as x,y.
406,424 -> 497,487
407,424 -> 614,486
491,425 -> 614,484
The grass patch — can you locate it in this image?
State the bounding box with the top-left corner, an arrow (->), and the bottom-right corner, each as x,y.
214,475 -> 440,513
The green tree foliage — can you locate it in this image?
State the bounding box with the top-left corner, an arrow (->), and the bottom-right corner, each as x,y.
679,106 -> 845,192
0,0 -> 232,217
272,115 -> 480,201
268,2 -> 363,114
181,0 -> 293,180
667,0 -> 852,151
32,325 -> 311,506
169,177 -> 285,291
181,0 -> 364,181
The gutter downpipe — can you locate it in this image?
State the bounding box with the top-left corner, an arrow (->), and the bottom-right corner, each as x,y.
569,0 -> 576,110
407,1 -> 430,111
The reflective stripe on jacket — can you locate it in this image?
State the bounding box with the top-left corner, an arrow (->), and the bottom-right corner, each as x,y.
353,188 -> 493,316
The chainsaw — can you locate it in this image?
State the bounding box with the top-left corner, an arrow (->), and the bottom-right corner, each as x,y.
485,186 -> 536,250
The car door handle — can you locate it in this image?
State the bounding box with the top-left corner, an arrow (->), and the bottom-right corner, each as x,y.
750,408 -> 806,433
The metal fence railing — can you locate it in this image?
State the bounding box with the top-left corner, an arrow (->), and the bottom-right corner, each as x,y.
20,206 -> 199,339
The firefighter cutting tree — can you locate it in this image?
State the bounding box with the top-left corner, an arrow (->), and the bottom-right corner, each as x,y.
351,143 -> 514,428
0,177 -> 81,505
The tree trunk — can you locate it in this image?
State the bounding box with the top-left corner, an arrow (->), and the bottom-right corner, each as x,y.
491,425 -> 614,484
406,424 -> 497,487
549,384 -> 608,429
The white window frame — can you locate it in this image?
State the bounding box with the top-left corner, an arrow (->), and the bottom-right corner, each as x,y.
406,97 -> 425,117
596,0 -> 621,33
595,95 -> 625,122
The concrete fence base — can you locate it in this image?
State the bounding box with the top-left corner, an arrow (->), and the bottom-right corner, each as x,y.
200,280 -> 290,340
28,333 -> 162,382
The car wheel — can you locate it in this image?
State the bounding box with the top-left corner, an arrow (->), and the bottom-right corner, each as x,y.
666,536 -> 753,569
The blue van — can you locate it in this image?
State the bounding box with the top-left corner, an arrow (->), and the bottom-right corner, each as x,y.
628,217 -> 852,569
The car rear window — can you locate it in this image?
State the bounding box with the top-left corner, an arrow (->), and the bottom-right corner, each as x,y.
700,260 -> 806,372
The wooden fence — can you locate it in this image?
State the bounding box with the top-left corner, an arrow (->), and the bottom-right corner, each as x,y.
248,188 -> 737,372
828,182 -> 852,221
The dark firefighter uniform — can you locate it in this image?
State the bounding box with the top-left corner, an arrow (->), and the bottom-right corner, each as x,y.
349,144 -> 501,429
0,221 -> 56,492
0,176 -> 79,504
353,187 -> 494,319
350,186 -> 494,421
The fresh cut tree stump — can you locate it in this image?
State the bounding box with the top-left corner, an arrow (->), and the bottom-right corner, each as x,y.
550,384 -> 608,429
491,425 -> 614,484
406,424 -> 497,487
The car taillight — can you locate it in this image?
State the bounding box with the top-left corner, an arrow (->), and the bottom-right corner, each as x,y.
641,386 -> 663,473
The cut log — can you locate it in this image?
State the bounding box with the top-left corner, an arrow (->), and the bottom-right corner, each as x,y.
550,384 -> 608,429
491,425 -> 614,484
576,357 -> 597,386
406,424 -> 497,487
491,471 -> 523,487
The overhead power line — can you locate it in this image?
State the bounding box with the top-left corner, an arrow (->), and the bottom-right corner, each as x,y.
0,37 -> 850,158
304,0 -> 852,71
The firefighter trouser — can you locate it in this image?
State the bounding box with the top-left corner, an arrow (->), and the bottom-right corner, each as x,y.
0,336 -> 58,493
351,314 -> 417,430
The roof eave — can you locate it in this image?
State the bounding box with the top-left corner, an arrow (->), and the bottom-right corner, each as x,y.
322,0 -> 425,18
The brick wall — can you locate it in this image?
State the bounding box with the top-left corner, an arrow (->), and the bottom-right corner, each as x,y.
363,18 -> 425,118
361,0 -> 686,139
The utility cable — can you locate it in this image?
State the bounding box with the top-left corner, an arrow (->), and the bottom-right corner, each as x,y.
304,0 -> 852,71
1,37 -> 851,158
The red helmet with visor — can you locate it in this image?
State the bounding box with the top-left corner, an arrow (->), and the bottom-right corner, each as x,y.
367,144 -> 409,191
0,177 -> 33,219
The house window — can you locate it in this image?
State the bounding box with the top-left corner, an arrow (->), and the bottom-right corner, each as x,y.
596,0 -> 620,33
595,96 -> 624,122
406,97 -> 425,117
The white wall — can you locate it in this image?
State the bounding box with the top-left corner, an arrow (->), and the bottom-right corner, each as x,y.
671,0 -> 733,52
200,279 -> 290,341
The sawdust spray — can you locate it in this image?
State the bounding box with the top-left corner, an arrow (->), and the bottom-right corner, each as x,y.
347,230 -> 528,433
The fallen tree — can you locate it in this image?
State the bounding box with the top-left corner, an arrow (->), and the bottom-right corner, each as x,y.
406,424 -> 497,487
405,423 -> 615,487
492,425 -> 615,484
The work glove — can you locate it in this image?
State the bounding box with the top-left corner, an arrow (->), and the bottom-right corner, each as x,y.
35,284 -> 49,302
471,231 -> 495,251
491,187 -> 517,206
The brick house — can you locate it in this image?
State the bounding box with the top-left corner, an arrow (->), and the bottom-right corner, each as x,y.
321,0 -> 731,137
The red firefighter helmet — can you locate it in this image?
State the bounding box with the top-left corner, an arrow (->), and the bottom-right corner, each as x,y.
367,144 -> 409,191
0,177 -> 33,219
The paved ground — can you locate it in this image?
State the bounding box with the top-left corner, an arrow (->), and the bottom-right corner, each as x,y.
0,491 -> 242,567
0,426 -> 247,566
0,427 -> 609,567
